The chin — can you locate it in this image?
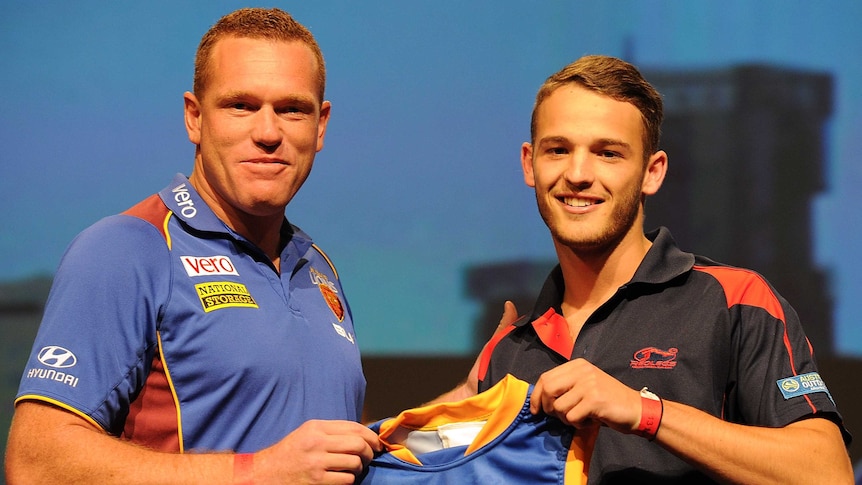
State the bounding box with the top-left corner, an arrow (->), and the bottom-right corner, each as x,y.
553,226 -> 624,252
242,199 -> 290,217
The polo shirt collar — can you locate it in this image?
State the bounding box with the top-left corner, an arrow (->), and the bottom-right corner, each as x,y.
157,173 -> 312,259
159,173 -> 231,234
526,227 -> 695,324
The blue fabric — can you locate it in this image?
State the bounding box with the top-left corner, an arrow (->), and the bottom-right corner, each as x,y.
16,174 -> 365,453
360,375 -> 592,484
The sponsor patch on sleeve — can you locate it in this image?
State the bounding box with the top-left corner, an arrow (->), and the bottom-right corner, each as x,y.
776,372 -> 831,400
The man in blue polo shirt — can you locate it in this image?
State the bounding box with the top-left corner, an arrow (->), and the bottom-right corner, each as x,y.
6,8 -> 380,484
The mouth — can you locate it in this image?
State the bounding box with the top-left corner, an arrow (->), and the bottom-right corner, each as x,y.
562,196 -> 601,208
244,157 -> 289,166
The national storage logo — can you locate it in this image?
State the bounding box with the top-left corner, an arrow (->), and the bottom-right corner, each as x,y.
195,281 -> 259,312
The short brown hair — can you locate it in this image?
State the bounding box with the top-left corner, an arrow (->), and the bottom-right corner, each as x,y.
530,55 -> 663,158
193,8 -> 326,102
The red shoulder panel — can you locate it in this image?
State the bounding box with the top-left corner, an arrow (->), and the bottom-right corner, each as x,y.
693,265 -> 813,410
122,194 -> 170,244
693,265 -> 785,323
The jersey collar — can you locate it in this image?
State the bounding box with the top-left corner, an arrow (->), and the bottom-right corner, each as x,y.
521,227 -> 695,357
629,227 -> 696,286
158,173 -> 230,235
528,227 -> 695,322
157,173 -> 313,262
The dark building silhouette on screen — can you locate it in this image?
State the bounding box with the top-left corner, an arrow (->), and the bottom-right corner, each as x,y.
643,64 -> 834,357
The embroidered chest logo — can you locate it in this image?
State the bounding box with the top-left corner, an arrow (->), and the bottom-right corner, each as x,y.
630,347 -> 678,369
195,281 -> 259,312
310,267 -> 344,322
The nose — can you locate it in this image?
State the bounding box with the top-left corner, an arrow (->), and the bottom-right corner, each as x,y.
252,107 -> 282,152
563,149 -> 594,189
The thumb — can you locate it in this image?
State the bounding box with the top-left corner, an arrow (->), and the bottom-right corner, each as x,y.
465,301 -> 521,393
497,300 -> 520,332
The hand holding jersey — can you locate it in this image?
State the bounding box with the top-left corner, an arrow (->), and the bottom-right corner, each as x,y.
255,420 -> 380,484
530,357 -> 642,436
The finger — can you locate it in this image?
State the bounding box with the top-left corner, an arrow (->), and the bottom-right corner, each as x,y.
320,420 -> 381,447
550,387 -> 585,422
325,432 -> 378,460
324,451 -> 367,475
353,423 -> 384,453
530,368 -> 579,416
529,380 -> 546,415
320,469 -> 363,485
499,300 -> 519,329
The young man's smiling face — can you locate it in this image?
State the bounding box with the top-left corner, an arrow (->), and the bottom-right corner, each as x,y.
521,84 -> 665,254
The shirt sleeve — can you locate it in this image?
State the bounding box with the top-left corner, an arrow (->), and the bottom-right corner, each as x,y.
15,214 -> 171,435
729,280 -> 847,440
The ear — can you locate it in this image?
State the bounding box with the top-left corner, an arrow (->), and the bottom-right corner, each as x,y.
520,142 -> 536,187
316,100 -> 332,152
642,149 -> 667,196
183,91 -> 202,145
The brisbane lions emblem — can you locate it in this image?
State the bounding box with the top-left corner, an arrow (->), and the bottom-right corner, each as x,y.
310,267 -> 344,322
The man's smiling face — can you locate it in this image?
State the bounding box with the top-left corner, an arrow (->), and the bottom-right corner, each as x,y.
185,36 -> 330,224
521,84 -> 654,253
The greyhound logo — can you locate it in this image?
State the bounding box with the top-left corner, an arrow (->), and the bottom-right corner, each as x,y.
631,347 -> 678,369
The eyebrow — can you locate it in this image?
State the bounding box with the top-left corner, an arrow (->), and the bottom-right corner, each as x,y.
218,91 -> 318,106
594,138 -> 633,151
535,135 -> 569,147
536,136 -> 633,151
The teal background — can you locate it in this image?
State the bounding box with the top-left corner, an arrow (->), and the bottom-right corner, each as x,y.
2,1 -> 861,356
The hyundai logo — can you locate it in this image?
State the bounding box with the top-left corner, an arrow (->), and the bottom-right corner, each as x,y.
37,346 -> 78,369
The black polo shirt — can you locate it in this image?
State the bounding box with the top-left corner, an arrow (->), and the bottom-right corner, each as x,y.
478,227 -> 848,484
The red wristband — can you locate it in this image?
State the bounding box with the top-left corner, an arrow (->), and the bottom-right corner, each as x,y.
637,387 -> 663,440
233,453 -> 254,485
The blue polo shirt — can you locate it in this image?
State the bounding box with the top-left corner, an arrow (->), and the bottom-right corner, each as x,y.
16,174 -> 365,453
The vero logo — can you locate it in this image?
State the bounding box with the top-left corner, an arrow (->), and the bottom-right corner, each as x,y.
181,256 -> 239,277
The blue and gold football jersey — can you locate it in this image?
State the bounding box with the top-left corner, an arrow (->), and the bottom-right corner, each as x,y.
360,374 -> 596,484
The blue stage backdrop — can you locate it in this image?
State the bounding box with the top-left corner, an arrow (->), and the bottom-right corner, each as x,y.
2,1 -> 861,356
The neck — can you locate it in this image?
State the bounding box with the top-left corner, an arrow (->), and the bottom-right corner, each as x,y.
188,168 -> 286,269
233,217 -> 285,260
215,210 -> 286,272
555,229 -> 652,312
